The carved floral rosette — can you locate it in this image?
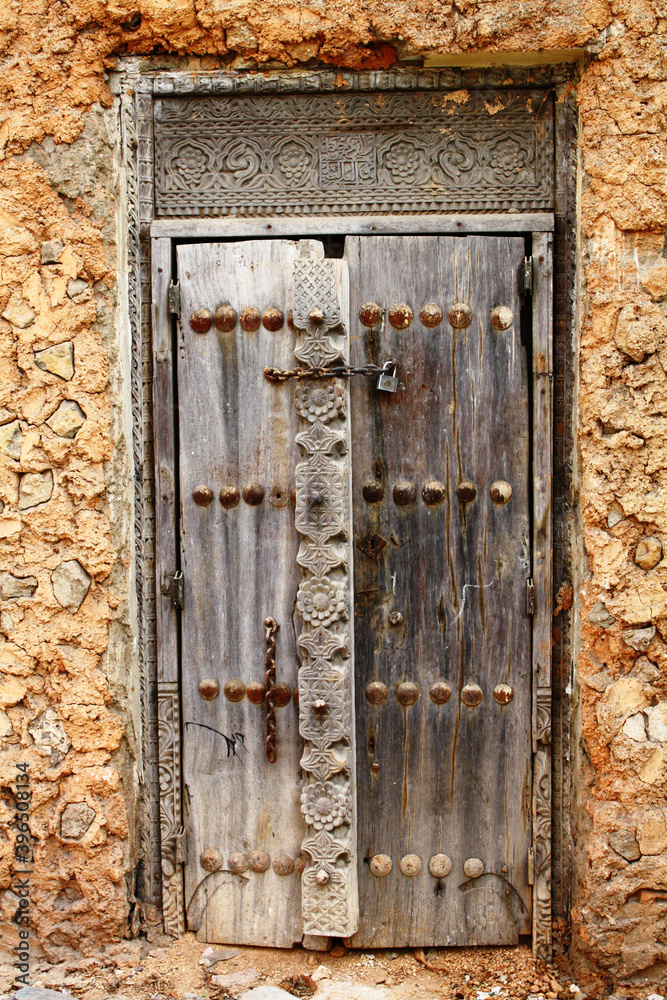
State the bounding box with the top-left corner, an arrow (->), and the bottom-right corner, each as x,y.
293,246 -> 359,937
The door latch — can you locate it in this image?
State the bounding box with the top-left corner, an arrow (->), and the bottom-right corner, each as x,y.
168,280 -> 181,318
175,826 -> 187,864
377,360 -> 398,393
162,570 -> 184,609
526,578 -> 535,616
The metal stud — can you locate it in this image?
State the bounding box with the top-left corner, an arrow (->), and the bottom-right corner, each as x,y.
359,302 -> 383,327
393,480 -> 416,506
224,678 -> 245,703
420,303 -> 443,328
388,611 -> 403,627
357,531 -> 387,559
248,850 -> 271,873
396,681 -> 419,707
192,485 -> 213,506
463,857 -> 484,878
309,307 -> 325,325
371,762 -> 380,773
448,302 -> 472,329
269,487 -> 290,509
429,854 -> 452,878
243,483 -> 265,505
422,480 -> 446,505
214,304 -> 237,332
228,852 -> 249,874
493,683 -> 514,704
370,854 -> 392,877
274,682 -> 292,708
490,306 -> 513,331
490,480 -> 513,505
262,307 -> 284,331
240,306 -> 261,332
219,486 -> 240,508
287,310 -> 297,332
429,681 -> 452,705
365,681 -> 388,705
461,683 -> 483,707
198,678 -> 219,701
272,854 -> 294,876
399,854 -> 422,877
362,481 -> 384,503
389,303 -> 413,329
190,308 -> 212,333
200,848 -> 223,872
292,686 -> 300,708
312,699 -> 327,714
246,680 -> 266,705
295,852 -> 308,874
456,480 -> 477,502
315,869 -> 330,885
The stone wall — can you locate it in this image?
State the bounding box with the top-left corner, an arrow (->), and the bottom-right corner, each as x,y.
0,0 -> 666,984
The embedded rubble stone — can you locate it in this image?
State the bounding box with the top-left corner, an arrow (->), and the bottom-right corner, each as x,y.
27,707 -> 71,766
2,296 -> 35,329
41,239 -> 64,264
646,703 -> 667,742
0,420 -> 23,460
18,470 -> 53,510
0,710 -> 13,738
608,829 -> 641,862
622,626 -> 656,652
631,656 -> 661,684
35,342 -> 74,380
622,712 -> 647,742
588,600 -> 615,629
46,400 -> 86,438
0,407 -> 14,425
614,303 -> 660,362
60,801 -> 95,839
212,968 -> 258,990
51,559 -> 91,613
66,278 -> 88,298
635,536 -> 663,571
0,572 -> 37,601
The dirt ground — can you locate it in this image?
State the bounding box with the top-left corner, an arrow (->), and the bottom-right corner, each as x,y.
0,932 -> 661,1000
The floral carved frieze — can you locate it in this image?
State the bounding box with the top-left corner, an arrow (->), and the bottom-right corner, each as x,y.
153,90 -> 553,216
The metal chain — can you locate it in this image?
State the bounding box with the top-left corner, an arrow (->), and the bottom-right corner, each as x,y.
264,362 -> 391,383
264,616 -> 279,763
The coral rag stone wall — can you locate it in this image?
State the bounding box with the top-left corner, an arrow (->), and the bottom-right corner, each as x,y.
1,0 -> 666,982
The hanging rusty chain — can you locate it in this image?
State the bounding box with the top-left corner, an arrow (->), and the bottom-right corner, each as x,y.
264,616 -> 279,763
264,362 -> 391,383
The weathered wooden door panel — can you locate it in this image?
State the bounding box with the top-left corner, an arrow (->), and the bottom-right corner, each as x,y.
346,235 -> 532,947
177,240 -> 306,947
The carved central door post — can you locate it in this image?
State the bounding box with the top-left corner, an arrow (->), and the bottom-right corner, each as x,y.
293,241 -> 359,938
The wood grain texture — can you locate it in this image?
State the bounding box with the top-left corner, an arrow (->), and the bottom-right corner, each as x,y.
177,240 -> 305,947
345,235 -> 532,947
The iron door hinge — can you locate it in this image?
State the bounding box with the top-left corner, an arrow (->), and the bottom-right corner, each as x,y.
168,280 -> 181,318
523,256 -> 533,295
527,847 -> 535,885
161,570 -> 184,609
175,826 -> 187,864
526,578 -> 535,616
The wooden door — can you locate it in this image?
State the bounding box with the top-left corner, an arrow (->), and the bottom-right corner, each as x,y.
172,234 -> 534,949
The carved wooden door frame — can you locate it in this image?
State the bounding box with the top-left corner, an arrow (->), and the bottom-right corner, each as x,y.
151,217 -> 553,957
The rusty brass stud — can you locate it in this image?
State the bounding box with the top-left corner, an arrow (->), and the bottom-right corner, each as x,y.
490,480 -> 513,505
274,682 -> 291,708
429,681 -> 452,705
290,488 -> 297,506
396,681 -> 419,707
448,302 -> 472,329
371,762 -> 380,773
287,310 -> 297,332
493,683 -> 514,704
429,854 -> 452,878
501,864 -> 508,874
198,678 -> 219,701
393,480 -> 417,506
388,611 -> 403,627
269,487 -> 289,509
457,480 -> 477,503
192,485 -> 213,507
490,305 -> 513,331
315,869 -> 330,885
293,686 -> 300,708
219,486 -> 240,508
359,302 -> 383,327
420,303 -> 443,328
239,306 -> 261,332
312,699 -> 327,714
190,308 -> 212,333
242,483 -> 265,506
422,480 -> 446,506
295,852 -> 308,874
365,681 -> 388,706
262,307 -> 284,331
370,854 -> 392,877
461,682 -> 484,707
399,854 -> 422,877
309,491 -> 324,507
388,303 -> 413,330
248,850 -> 271,873
224,678 -> 245,703
272,854 -> 294,876
246,680 -> 266,705
214,304 -> 237,332
200,848 -> 223,872
362,481 -> 384,504
463,857 -> 484,878
309,307 -> 325,325
228,852 -> 249,875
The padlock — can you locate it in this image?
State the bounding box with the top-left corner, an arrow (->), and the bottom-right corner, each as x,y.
377,361 -> 398,393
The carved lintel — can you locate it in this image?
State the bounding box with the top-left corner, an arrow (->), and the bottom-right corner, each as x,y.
293,244 -> 358,938
157,681 -> 185,936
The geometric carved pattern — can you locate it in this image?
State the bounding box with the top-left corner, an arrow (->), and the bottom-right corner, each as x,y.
154,90 -> 554,217
157,681 -> 185,936
293,243 -> 359,937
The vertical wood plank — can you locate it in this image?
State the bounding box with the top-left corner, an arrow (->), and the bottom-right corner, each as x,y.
531,231 -> 554,961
